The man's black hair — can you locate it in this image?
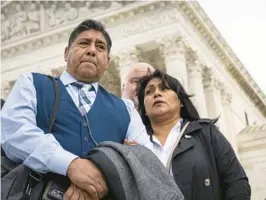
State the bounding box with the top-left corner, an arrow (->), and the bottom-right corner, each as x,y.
68,19 -> 112,54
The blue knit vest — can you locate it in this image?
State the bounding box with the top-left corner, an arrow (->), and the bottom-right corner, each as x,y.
32,73 -> 130,157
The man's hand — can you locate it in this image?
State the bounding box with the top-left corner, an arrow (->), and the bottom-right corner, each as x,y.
67,158 -> 108,199
64,184 -> 90,200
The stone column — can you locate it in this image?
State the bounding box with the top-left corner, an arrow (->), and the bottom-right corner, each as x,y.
1,81 -> 11,100
39,66 -> 52,76
221,88 -> 238,154
203,67 -> 227,134
108,55 -> 121,96
186,49 -> 208,117
118,48 -> 140,87
157,36 -> 188,91
39,4 -> 45,31
51,66 -> 65,77
1,79 -> 16,100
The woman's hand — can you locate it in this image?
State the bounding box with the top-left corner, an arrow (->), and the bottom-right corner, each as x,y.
67,158 -> 108,199
64,184 -> 92,200
123,139 -> 138,146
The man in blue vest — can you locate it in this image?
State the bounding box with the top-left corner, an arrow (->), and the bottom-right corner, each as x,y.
1,19 -> 152,200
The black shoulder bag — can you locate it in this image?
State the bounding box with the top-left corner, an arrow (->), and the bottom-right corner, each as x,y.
1,75 -> 60,200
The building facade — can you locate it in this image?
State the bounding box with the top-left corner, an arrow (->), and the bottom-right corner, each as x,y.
1,1 -> 266,199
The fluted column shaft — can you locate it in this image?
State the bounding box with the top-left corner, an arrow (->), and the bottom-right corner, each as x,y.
186,49 -> 208,117
203,68 -> 227,134
157,36 -> 188,91
221,88 -> 238,154
118,48 -> 139,87
1,82 -> 11,100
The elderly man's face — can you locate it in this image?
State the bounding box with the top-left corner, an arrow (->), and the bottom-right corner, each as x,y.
123,67 -> 153,108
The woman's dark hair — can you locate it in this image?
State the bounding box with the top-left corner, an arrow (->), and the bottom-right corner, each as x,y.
137,69 -> 200,133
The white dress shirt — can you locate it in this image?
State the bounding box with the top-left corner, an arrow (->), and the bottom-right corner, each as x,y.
1,71 -> 153,175
152,118 -> 183,174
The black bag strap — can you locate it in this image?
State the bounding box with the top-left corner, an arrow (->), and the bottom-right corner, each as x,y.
25,75 -> 60,195
47,75 -> 60,133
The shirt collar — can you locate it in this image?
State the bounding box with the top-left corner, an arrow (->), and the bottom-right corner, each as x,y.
172,118 -> 183,132
60,70 -> 98,92
151,118 -> 183,144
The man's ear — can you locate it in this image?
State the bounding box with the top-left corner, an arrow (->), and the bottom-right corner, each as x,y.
104,55 -> 111,70
64,47 -> 69,61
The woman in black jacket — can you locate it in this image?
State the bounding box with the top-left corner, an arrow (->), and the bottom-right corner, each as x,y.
136,69 -> 251,200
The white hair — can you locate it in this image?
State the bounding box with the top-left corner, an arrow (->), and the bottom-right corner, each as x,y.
123,62 -> 155,84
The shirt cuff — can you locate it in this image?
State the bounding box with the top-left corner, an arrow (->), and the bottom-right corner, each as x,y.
48,146 -> 78,176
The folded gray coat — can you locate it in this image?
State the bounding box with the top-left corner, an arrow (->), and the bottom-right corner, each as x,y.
87,141 -> 184,200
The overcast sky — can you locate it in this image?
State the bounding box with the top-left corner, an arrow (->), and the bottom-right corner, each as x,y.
198,0 -> 266,94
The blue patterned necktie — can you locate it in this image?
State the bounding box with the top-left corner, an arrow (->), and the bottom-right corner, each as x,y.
72,82 -> 94,116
